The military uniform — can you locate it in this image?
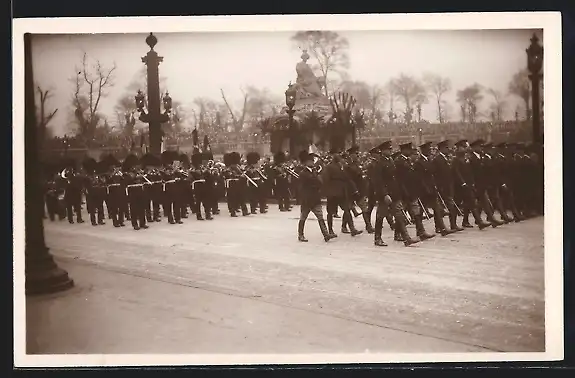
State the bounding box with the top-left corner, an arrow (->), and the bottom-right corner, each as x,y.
431,140 -> 465,232
452,140 -> 491,229
271,151 -> 292,212
190,152 -> 213,220
321,150 -> 361,237
369,141 -> 419,247
394,143 -> 436,241
415,142 -> 454,236
342,145 -> 374,234
245,152 -> 267,214
297,151 -> 333,242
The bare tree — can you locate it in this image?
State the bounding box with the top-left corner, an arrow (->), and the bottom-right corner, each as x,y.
220,88 -> 248,133
423,73 -> 452,123
340,80 -> 385,129
71,52 -> 117,141
390,74 -> 427,125
291,31 -> 350,97
508,69 -> 531,120
35,85 -> 58,147
487,88 -> 507,122
456,83 -> 483,124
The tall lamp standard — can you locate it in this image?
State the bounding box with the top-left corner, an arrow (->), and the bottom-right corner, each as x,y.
285,83 -> 297,158
24,34 -> 74,295
526,33 -> 544,146
137,33 -> 171,156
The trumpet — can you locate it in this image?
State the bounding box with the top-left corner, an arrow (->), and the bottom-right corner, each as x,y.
284,165 -> 300,179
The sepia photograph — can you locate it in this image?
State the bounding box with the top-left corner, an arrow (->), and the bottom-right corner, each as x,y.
13,13 -> 563,366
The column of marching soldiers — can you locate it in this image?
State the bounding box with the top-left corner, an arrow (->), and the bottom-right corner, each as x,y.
42,137 -> 543,246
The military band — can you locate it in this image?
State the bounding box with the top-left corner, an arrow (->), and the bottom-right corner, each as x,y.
42,138 -> 543,247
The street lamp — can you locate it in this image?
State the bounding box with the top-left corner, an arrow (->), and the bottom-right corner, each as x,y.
526,33 -> 543,146
285,83 -> 297,157
138,33 -> 170,156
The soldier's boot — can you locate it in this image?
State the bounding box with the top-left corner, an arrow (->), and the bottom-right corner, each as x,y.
250,203 -> 258,214
97,210 -> 106,225
472,209 -> 491,230
449,212 -> 464,232
374,218 -> 388,246
327,214 -> 338,238
363,213 -> 375,234
397,217 -> 420,246
345,214 -> 363,236
434,211 -> 453,236
318,219 -> 336,242
241,204 -> 250,216
394,227 -> 405,241
498,207 -> 513,223
341,219 -> 351,234
298,220 -> 308,242
90,213 -> 97,226
386,215 -> 395,231
485,206 -> 504,227
462,211 -> 473,228
415,215 -> 435,240
205,207 -> 213,220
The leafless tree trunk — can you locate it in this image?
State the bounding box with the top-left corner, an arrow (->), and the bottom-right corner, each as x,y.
36,85 -> 58,147
72,52 -> 116,142
220,88 -> 248,134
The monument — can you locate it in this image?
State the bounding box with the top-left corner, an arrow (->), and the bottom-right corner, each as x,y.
261,50 -> 362,155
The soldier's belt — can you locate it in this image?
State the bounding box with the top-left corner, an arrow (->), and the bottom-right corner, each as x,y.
192,179 -> 205,190
225,178 -> 239,188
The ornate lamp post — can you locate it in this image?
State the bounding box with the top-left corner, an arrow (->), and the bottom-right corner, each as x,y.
526,33 -> 544,146
285,83 -> 297,157
136,33 -> 171,156
24,34 -> 74,295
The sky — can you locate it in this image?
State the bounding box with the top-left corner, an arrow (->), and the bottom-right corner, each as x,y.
31,29 -> 540,136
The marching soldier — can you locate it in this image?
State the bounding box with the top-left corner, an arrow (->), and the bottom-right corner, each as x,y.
395,142 -> 436,241
433,140 -> 464,232
415,142 -> 454,236
322,150 -> 362,238
161,151 -> 184,225
141,153 -> 164,222
45,173 -> 65,221
190,151 -> 213,220
365,146 -> 395,232
342,145 -> 374,234
370,141 -> 420,247
479,142 -> 513,223
123,154 -> 149,231
272,151 -> 292,212
60,159 -> 85,224
468,139 -> 505,226
297,151 -> 334,242
452,140 -> 491,229
245,151 -> 267,214
224,152 -> 249,217
83,157 -> 107,226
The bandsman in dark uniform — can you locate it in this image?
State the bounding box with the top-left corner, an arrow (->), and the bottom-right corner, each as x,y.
432,140 -> 464,232
468,139 -> 505,226
479,142 -> 513,223
123,154 -> 149,231
161,151 -> 184,225
140,153 -> 164,222
190,150 -> 213,220
322,150 -> 362,238
415,142 -> 454,236
60,159 -> 85,224
83,157 -> 107,226
245,151 -> 267,214
452,140 -> 491,229
394,142 -> 436,241
178,152 -> 192,219
223,152 -> 249,217
272,151 -> 292,212
105,156 -> 127,228
342,145 -> 374,234
370,141 -> 420,247
297,151 -> 335,242
365,146 -> 394,231
45,173 -> 66,221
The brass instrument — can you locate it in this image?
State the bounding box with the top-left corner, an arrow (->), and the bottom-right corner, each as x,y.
242,172 -> 259,188
256,168 -> 268,180
283,164 -> 300,179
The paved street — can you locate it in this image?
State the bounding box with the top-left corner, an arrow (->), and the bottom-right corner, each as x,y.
27,207 -> 545,354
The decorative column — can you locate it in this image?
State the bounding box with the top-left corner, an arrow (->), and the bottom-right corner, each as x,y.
138,33 -> 170,156
24,33 -> 74,295
526,33 -> 544,146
